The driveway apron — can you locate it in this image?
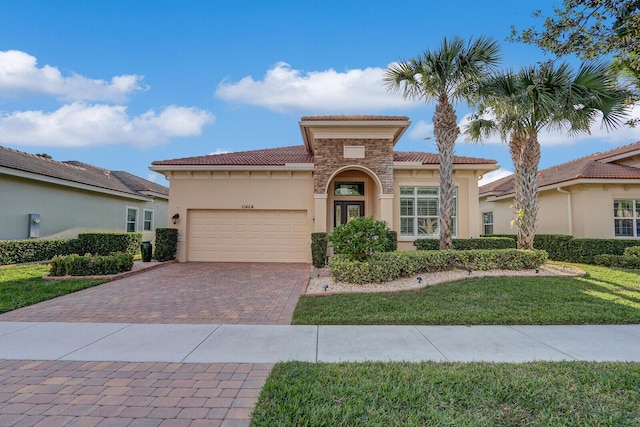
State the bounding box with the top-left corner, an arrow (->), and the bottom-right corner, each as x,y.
0,262 -> 309,426
0,262 -> 310,325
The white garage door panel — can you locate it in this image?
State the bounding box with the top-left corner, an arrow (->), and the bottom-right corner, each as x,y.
188,210 -> 309,262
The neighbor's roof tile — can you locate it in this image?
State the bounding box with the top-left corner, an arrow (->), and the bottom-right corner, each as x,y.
479,141 -> 640,197
0,146 -> 168,197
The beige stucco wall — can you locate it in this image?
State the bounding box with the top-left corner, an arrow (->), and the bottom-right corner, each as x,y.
166,170 -> 315,261
394,169 -> 482,251
0,174 -> 168,242
480,183 -> 640,238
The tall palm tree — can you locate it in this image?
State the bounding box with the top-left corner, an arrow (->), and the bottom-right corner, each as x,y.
384,36 -> 501,249
467,61 -> 629,249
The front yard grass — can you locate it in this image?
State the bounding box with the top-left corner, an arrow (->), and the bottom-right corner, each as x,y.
293,264 -> 640,325
251,361 -> 640,426
0,263 -> 108,313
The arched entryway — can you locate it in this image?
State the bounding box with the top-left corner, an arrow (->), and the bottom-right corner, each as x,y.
325,166 -> 384,232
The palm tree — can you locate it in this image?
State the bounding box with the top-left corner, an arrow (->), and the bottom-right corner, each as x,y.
384,36 -> 501,249
467,61 -> 629,249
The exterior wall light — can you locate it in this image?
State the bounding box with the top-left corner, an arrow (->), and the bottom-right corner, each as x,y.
172,213 -> 180,224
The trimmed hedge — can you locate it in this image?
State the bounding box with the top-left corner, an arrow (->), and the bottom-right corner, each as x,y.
329,249 -> 548,284
594,254 -> 640,269
481,234 -> 640,263
49,252 -> 134,276
154,228 -> 178,262
414,237 -> 515,251
566,239 -> 640,264
0,232 -> 142,266
383,230 -> 398,252
311,233 -> 328,268
624,246 -> 640,258
0,239 -> 78,265
77,232 -> 142,256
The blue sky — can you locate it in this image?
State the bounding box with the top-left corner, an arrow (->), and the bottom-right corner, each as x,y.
1,0 -> 638,186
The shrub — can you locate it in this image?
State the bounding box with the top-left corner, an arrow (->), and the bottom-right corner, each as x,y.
566,239 -> 640,264
78,233 -> 142,256
594,254 -> 640,269
329,216 -> 392,261
154,228 -> 178,261
329,249 -> 548,284
414,237 -> 515,251
382,230 -> 398,252
49,252 -> 134,276
0,239 -> 78,265
311,233 -> 328,268
623,246 -> 640,258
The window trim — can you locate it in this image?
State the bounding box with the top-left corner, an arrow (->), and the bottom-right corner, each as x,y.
126,207 -> 139,233
143,209 -> 154,232
482,211 -> 494,235
399,186 -> 457,239
613,199 -> 640,237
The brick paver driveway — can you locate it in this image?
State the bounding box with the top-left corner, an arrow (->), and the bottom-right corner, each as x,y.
0,262 -> 310,426
0,262 -> 310,325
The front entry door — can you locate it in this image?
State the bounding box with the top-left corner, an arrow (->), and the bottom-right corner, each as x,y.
334,201 -> 365,227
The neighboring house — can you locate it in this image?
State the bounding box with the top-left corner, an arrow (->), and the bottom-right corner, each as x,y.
0,145 -> 169,241
479,141 -> 640,239
151,116 -> 498,263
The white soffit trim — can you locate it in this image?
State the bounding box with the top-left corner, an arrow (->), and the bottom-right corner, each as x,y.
149,164 -> 315,173
1,167 -> 153,202
299,119 -> 411,152
393,162 -> 498,171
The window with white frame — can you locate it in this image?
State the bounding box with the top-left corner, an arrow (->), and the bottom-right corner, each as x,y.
613,200 -> 640,237
483,212 -> 494,235
399,187 -> 457,238
143,209 -> 154,231
126,207 -> 138,233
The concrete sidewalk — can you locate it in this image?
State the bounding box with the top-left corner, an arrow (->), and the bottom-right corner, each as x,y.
2,322 -> 640,363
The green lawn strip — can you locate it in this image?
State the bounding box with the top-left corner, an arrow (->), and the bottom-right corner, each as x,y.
0,264 -> 108,313
251,361 -> 640,427
293,264 -> 640,325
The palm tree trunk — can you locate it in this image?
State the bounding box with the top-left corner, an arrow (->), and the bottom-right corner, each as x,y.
433,96 -> 460,250
509,134 -> 525,248
517,134 -> 540,249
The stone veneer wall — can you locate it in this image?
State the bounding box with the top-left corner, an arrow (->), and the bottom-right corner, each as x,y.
313,138 -> 394,194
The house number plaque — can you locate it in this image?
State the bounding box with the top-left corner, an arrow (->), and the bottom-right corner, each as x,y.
241,204 -> 254,209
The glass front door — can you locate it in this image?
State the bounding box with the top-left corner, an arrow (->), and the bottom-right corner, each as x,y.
334,201 -> 365,227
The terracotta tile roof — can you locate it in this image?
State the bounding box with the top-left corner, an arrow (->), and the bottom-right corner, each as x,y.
0,146 -> 168,198
153,145 -> 496,167
152,146 -> 313,166
479,141 -> 640,197
300,115 -> 410,121
393,151 -> 497,165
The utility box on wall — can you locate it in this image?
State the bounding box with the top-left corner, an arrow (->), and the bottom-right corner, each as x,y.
28,213 -> 40,238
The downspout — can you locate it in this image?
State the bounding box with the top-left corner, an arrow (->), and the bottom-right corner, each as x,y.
557,187 -> 572,235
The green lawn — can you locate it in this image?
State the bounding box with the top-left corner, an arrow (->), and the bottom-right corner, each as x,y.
293,264 -> 640,325
251,361 -> 640,426
0,263 -> 108,313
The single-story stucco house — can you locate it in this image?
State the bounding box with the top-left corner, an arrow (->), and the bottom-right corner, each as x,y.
0,145 -> 169,241
479,141 -> 640,238
150,115 -> 498,263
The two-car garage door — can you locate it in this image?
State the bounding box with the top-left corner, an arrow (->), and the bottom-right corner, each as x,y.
187,210 -> 309,263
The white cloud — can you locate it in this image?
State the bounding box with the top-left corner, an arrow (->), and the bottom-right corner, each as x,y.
479,168 -> 513,186
0,50 -> 146,102
407,120 -> 434,140
0,102 -> 215,148
215,62 -> 418,113
209,148 -> 231,155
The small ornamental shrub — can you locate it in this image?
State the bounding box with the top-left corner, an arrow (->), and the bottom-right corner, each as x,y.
623,246 -> 640,259
329,249 -> 548,284
329,216 -> 392,262
49,252 -> 134,276
311,233 -> 328,268
154,228 -> 178,261
414,237 -> 515,251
